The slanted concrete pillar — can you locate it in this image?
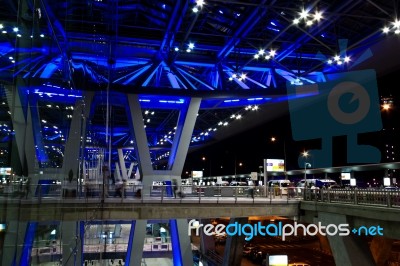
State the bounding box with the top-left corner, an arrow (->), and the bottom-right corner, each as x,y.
126,94 -> 201,193
317,212 -> 375,266
1,221 -> 27,266
5,83 -> 37,176
170,219 -> 193,266
370,236 -> 393,266
62,92 -> 94,180
61,221 -> 83,266
222,217 -> 248,266
126,220 -> 146,266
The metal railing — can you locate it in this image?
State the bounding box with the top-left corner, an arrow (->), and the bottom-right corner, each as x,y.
303,187 -> 400,208
0,183 -> 303,204
2,182 -> 399,208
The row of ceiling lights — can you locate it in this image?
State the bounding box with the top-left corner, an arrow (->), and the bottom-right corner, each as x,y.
191,104 -> 259,143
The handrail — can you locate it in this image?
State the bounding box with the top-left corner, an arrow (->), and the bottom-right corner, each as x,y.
3,183 -> 399,209
0,183 -> 302,204
302,187 -> 400,208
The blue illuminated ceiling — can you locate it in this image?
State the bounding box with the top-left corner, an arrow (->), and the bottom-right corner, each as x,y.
1,1 -> 396,90
0,0 -> 399,167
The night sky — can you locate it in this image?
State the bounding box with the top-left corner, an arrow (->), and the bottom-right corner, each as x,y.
183,69 -> 400,183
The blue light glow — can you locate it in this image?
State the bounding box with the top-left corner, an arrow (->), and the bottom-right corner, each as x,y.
247,98 -> 263,101
267,27 -> 280,32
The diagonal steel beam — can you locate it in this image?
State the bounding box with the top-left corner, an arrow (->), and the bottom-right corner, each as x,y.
275,0 -> 363,62
217,0 -> 270,62
160,0 -> 189,53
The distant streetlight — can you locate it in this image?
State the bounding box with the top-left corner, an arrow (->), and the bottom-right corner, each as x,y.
202,156 -> 211,177
234,159 -> 242,183
302,151 -> 311,197
382,103 -> 391,110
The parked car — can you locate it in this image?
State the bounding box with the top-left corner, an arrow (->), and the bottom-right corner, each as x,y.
230,181 -> 247,186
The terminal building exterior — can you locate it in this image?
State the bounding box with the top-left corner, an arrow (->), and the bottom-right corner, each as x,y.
1,1 -> 400,265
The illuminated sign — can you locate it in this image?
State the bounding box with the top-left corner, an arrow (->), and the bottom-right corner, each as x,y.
341,172 -> 351,180
192,171 -> 203,178
0,167 -> 12,175
265,159 -> 285,172
269,255 -> 288,266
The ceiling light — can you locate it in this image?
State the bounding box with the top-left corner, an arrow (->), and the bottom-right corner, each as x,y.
293,8 -> 323,27
196,0 -> 204,6
254,49 -> 276,60
327,55 -> 351,66
300,9 -> 308,19
314,11 -> 323,21
382,19 -> 400,34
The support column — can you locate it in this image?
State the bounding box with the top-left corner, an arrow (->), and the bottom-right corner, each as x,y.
370,236 -> 393,266
222,217 -> 248,266
126,220 -> 146,266
61,221 -> 83,266
318,212 -> 375,266
126,94 -> 153,184
126,94 -> 201,190
170,219 -> 193,266
28,96 -> 49,166
117,149 -> 128,180
1,221 -> 27,266
5,83 -> 37,176
5,0 -> 40,176
62,92 -> 94,179
169,98 -> 201,176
